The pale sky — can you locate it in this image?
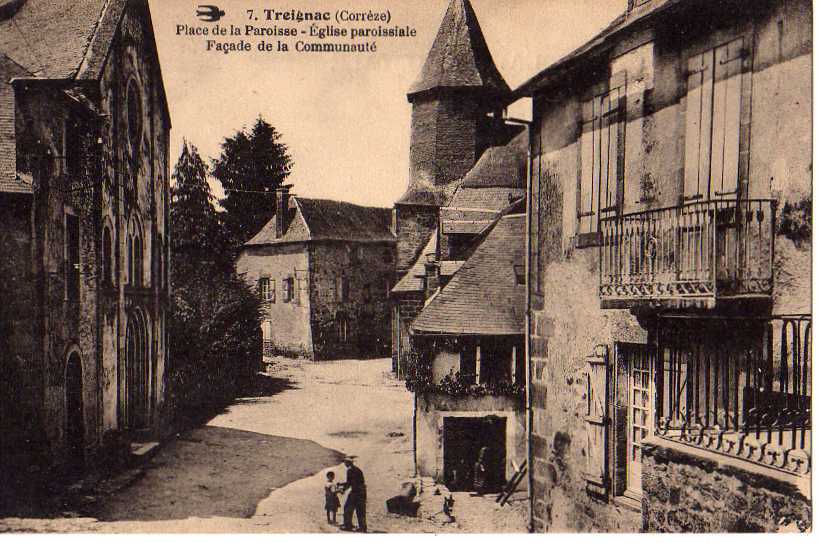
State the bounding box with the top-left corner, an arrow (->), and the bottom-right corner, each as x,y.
149,0 -> 625,207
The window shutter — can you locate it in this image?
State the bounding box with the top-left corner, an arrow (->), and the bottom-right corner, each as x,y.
579,99 -> 597,234
584,347 -> 610,495
684,51 -> 715,200
710,37 -> 744,197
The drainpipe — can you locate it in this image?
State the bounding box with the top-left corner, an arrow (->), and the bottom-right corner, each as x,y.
524,119 -> 535,534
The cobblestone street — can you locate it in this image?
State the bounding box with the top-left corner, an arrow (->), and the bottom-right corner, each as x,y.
0,358 -> 527,533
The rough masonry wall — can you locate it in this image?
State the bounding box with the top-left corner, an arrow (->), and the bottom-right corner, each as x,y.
642,441 -> 811,532
14,87 -> 104,465
409,95 -> 482,189
395,204 -> 437,273
236,244 -> 313,358
309,241 -> 394,359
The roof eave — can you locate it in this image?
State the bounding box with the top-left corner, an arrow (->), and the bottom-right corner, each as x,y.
513,0 -> 686,99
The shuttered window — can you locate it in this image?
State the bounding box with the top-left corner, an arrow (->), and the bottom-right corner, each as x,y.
579,77 -> 626,237
684,37 -> 746,200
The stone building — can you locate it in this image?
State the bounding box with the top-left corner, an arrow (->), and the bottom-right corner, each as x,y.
0,0 -> 171,478
236,187 -> 395,360
391,0 -> 522,377
409,207 -> 527,492
390,0 -> 531,491
519,0 -> 811,532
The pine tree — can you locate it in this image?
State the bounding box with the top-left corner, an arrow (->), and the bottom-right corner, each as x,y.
212,116 -> 293,247
170,141 -> 227,274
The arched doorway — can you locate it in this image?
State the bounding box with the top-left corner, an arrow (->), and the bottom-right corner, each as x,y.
65,351 -> 84,473
125,310 -> 150,430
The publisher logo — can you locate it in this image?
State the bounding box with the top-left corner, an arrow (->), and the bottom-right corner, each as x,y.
196,5 -> 225,22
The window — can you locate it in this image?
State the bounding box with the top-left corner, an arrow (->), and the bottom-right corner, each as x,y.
66,213 -> 80,303
283,277 -> 294,303
126,78 -> 142,157
684,38 -> 746,200
578,74 -> 626,239
259,277 -> 272,301
129,230 -> 143,287
335,275 -> 349,303
383,248 -> 393,264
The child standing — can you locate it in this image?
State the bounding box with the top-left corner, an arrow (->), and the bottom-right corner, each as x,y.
324,471 -> 341,524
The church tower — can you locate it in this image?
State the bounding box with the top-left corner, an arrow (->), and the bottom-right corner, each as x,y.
395,0 -> 510,272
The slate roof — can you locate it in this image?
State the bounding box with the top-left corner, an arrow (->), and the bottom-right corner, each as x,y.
515,0 -> 681,97
412,213 -> 525,335
392,229 -> 437,294
408,0 -> 510,99
461,130 -> 528,189
0,0 -> 126,79
245,196 -> 395,247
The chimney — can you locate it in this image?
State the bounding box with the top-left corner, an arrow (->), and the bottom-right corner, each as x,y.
423,252 -> 440,300
275,185 -> 293,238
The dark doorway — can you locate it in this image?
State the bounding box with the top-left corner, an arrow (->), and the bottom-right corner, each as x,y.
443,416 -> 506,492
65,352 -> 84,474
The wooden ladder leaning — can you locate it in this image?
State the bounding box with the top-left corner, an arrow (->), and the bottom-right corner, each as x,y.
496,460 -> 527,507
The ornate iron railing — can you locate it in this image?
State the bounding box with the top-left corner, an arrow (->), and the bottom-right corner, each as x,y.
600,199 -> 775,303
655,315 -> 811,476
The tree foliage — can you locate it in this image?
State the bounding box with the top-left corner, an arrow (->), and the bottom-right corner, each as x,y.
211,116 -> 293,247
168,142 -> 263,426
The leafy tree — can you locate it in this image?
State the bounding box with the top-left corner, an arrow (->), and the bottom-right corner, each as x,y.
168,142 -> 263,428
212,116 -> 293,247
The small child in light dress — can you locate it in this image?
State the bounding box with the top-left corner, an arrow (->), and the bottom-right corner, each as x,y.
324,471 -> 341,524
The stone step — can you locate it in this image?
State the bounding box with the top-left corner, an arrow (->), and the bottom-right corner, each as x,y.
129,441 -> 160,465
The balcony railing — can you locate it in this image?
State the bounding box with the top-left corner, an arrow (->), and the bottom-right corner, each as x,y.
600,199 -> 775,306
655,315 -> 811,476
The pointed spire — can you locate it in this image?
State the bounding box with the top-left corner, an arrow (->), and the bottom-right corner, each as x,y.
408,0 -> 510,100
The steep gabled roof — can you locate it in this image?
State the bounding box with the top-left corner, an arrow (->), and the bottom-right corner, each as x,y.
408,0 -> 510,99
0,0 -> 126,79
411,213 -> 525,335
245,196 -> 395,247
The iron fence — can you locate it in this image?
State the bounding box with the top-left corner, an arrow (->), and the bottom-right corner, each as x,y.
600,199 -> 775,302
655,315 -> 811,475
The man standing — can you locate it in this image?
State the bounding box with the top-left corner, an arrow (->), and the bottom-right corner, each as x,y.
340,456 -> 367,532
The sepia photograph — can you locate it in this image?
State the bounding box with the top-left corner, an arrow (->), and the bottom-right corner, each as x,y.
0,0 -> 813,534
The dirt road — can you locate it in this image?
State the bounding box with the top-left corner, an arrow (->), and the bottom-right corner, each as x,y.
0,357 -> 527,533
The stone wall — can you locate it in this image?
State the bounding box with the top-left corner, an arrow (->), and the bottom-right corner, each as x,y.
392,292 -> 424,375
642,439 -> 811,533
395,204 -> 437,273
309,241 -> 394,360
408,94 -> 488,189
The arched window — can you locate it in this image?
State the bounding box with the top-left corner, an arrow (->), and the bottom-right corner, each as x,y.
133,233 -> 143,287
126,78 -> 142,158
128,216 -> 144,287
